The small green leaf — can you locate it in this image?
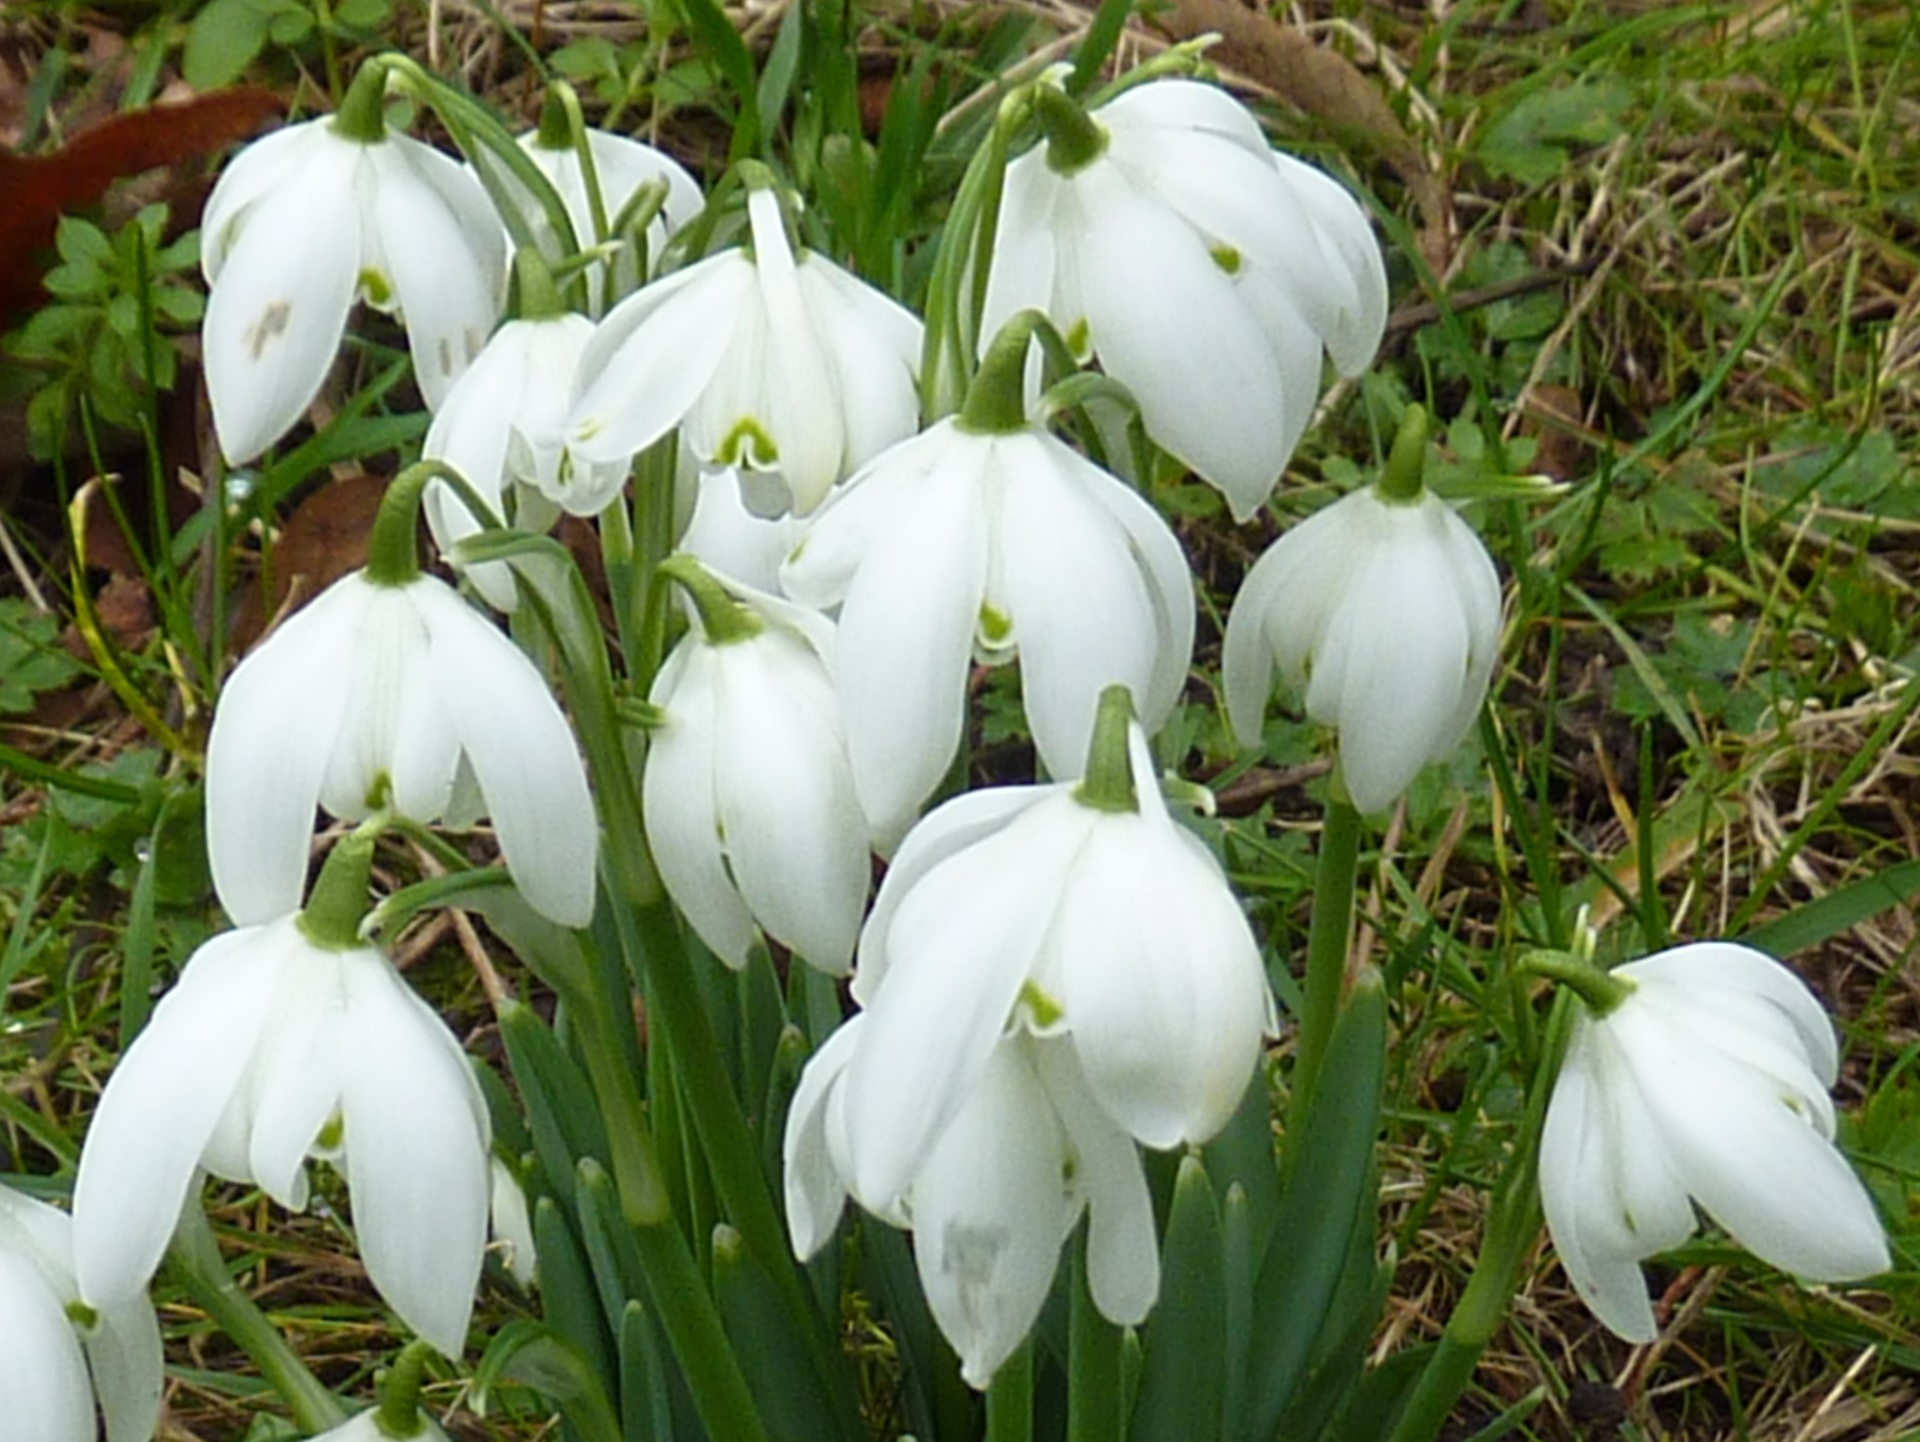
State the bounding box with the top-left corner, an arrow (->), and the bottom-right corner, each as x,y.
183,0 -> 270,89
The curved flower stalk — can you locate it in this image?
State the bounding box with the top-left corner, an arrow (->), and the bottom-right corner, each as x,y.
837,690 -> 1271,1210
1223,416 -> 1500,812
1539,942 -> 1889,1343
981,77 -> 1388,520
422,309 -> 625,610
567,181 -> 923,516
781,415 -> 1194,849
71,912 -> 494,1357
0,1184 -> 162,1442
509,125 -> 704,313
643,557 -> 871,974
785,1020 -> 1156,1389
202,89 -> 506,464
205,567 -> 597,929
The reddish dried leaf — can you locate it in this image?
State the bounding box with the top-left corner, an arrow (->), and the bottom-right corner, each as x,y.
0,87 -> 282,327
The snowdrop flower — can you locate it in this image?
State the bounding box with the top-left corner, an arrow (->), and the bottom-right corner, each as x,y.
1223,407 -> 1499,812
838,687 -> 1270,1210
568,175 -> 922,516
1538,941 -> 1889,1342
786,1021 -> 1156,1389
202,69 -> 505,464
72,860 -> 493,1357
0,1183 -> 161,1442
982,76 -> 1388,520
782,318 -> 1194,847
505,120 -> 703,313
421,255 -> 628,610
206,558 -> 597,929
644,556 -> 870,973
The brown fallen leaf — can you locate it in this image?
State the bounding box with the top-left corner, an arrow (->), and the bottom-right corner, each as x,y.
1153,0 -> 1452,271
230,471 -> 387,652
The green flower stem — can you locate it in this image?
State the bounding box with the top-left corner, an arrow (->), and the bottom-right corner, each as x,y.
554,81 -> 611,245
1518,949 -> 1636,1016
919,91 -> 1021,415
373,1339 -> 435,1438
1385,996 -> 1572,1442
1374,404 -> 1429,505
166,1204 -> 348,1434
1031,82 -> 1108,174
379,53 -> 578,262
1067,1237 -> 1122,1442
629,437 -> 681,696
958,308 -> 1044,434
657,554 -> 762,645
511,246 -> 567,321
297,825 -> 379,950
1290,799 -> 1363,1124
986,1340 -> 1035,1442
330,59 -> 388,144
366,459 -> 470,586
1074,684 -> 1138,812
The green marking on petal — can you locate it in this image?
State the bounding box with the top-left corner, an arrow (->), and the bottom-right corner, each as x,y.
978,602 -> 1013,646
358,268 -> 394,309
65,1300 -> 100,1330
316,1114 -> 345,1151
1064,317 -> 1091,360
718,417 -> 779,468
1210,243 -> 1243,275
575,417 -> 603,443
1019,979 -> 1064,1030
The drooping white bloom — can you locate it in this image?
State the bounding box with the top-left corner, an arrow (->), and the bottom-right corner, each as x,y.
982,78 -> 1388,520
0,1184 -> 162,1442
1541,943 -> 1889,1341
643,565 -> 870,973
202,117 -> 506,464
507,128 -> 704,313
785,1021 -> 1157,1389
836,717 -> 1270,1210
205,570 -> 597,928
422,313 -> 624,609
71,916 -> 493,1357
781,418 -> 1194,848
1222,485 -> 1499,813
567,186 -> 922,516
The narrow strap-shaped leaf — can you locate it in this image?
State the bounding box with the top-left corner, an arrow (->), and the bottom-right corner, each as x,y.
472,1319 -> 623,1442
1244,969 -> 1388,1440
1131,1156 -> 1225,1442
618,1299 -> 675,1442
533,1196 -> 614,1385
714,1223 -> 860,1442
498,998 -> 612,1211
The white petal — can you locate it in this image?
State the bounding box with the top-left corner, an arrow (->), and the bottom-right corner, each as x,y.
244,953 -> 347,1207
371,137 -> 506,408
1272,151 -> 1389,375
748,190 -> 844,513
72,922 -> 289,1306
831,453 -> 990,847
645,642 -> 758,966
1037,1041 -> 1158,1325
1071,165 -> 1290,520
978,151 -> 1063,349
909,1041 -> 1077,1390
1618,1003 -> 1888,1282
841,800 -> 1088,1207
201,122 -> 329,281
713,632 -> 869,973
569,253 -> 754,462
996,434 -> 1165,781
339,951 -> 491,1355
1097,79 -> 1272,152
852,782 -> 1056,1006
779,424 -> 952,612
411,578 -> 599,927
0,1250 -> 94,1442
1053,815 -> 1266,1146
84,1290 -> 166,1442
783,1017 -> 865,1260
794,256 -> 923,482
203,139 -> 360,464
1538,1031 -> 1663,1342
1622,943 -> 1837,1084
